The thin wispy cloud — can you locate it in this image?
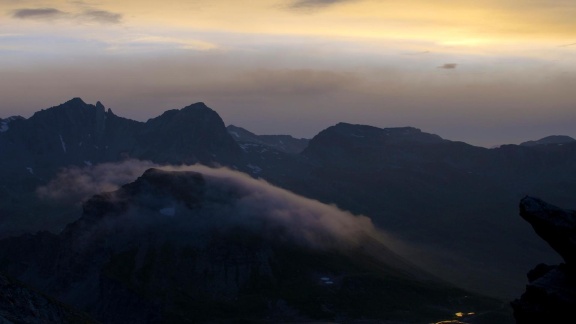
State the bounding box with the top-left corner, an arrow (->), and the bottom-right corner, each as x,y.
81,9 -> 122,24
290,0 -> 355,9
11,7 -> 123,24
12,8 -> 67,20
438,63 -> 458,69
402,50 -> 430,55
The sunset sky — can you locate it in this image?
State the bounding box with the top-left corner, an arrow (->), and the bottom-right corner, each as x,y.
1,0 -> 575,146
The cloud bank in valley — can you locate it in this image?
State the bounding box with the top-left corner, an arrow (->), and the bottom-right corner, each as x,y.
37,160 -> 382,249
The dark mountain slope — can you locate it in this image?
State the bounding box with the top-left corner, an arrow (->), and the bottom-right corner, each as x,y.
255,122 -> 576,299
0,168 -> 510,324
0,272 -> 98,323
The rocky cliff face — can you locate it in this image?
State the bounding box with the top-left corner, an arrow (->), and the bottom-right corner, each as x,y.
511,196 -> 576,323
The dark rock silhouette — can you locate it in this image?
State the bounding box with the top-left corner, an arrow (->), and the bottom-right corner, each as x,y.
511,196 -> 576,323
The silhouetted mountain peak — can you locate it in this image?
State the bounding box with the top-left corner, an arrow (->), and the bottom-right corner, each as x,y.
133,102 -> 243,165
182,101 -> 209,110
32,97 -> 106,120
520,135 -> 575,147
64,97 -> 87,106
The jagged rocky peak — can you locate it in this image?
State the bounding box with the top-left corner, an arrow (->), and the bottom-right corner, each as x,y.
136,102 -> 243,165
520,135 -> 575,147
512,196 -> 576,323
30,97 -> 107,122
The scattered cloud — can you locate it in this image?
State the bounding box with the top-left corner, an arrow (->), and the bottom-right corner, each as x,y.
289,0 -> 355,9
10,7 -> 122,24
12,8 -> 67,20
80,9 -> 122,24
438,63 -> 458,69
128,35 -> 218,51
402,51 -> 430,55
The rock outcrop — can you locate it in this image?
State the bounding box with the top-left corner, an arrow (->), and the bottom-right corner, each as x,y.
511,196 -> 576,323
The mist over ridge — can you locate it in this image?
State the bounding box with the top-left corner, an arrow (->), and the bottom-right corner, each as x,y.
37,160 -> 385,251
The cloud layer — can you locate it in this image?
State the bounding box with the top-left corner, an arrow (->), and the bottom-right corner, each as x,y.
37,160 -> 384,249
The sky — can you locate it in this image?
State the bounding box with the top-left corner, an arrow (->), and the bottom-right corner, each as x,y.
1,0 -> 575,147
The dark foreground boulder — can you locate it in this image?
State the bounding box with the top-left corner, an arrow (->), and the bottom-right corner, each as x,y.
511,196 -> 576,323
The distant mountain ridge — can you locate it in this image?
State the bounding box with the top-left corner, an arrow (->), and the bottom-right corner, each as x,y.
0,98 -> 243,178
1,97 -> 576,304
520,135 -> 575,147
227,124 -> 309,154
